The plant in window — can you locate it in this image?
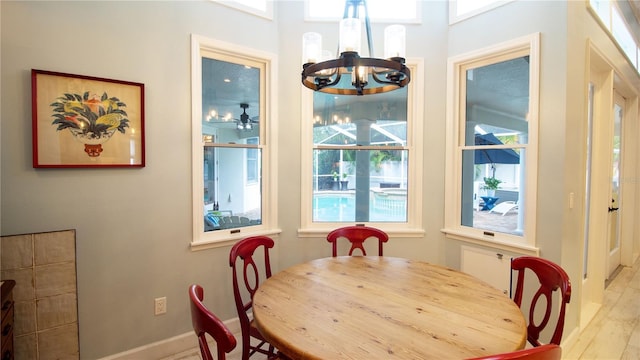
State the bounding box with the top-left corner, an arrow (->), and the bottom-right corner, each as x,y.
482,176 -> 502,190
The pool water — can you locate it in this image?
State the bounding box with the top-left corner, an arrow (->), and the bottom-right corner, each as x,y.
313,193 -> 407,222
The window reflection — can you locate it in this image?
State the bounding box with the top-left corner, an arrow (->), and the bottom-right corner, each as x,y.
201,58 -> 263,232
312,89 -> 409,223
460,56 -> 529,236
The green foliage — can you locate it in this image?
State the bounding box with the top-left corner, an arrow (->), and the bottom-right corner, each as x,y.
482,177 -> 502,190
370,150 -> 401,170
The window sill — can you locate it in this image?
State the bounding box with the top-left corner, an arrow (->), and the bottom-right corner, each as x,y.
190,228 -> 282,251
441,227 -> 539,256
298,227 -> 425,238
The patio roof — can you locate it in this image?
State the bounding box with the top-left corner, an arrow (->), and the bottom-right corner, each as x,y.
314,120 -> 407,146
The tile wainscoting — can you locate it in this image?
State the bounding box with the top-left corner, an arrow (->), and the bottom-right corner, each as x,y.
1,229 -> 79,360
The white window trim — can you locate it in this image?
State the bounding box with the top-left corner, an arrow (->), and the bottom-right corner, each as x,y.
587,0 -> 640,74
298,58 -> 425,238
449,0 -> 514,25
304,0 -> 422,24
442,33 -> 540,256
190,34 -> 280,251
210,0 -> 274,20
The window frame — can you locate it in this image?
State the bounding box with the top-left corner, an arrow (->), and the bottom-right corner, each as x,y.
442,33 -> 540,255
587,0 -> 640,73
211,0 -> 274,20
448,0 -> 514,25
190,34 -> 279,250
298,59 -> 425,238
305,0 -> 422,24
246,137 -> 259,183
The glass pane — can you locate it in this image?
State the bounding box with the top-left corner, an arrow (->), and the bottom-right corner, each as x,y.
313,89 -> 408,145
610,103 -> 622,252
312,148 -> 407,222
204,146 -> 262,232
202,58 -> 261,143
246,137 -> 259,182
464,56 -> 530,146
460,149 -> 524,236
307,0 -> 417,21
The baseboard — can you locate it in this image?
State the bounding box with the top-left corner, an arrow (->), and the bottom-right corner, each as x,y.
560,325 -> 580,355
99,318 -> 241,359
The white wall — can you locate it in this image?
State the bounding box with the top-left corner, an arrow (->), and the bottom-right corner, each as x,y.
2,0 -> 639,358
0,1 -> 280,358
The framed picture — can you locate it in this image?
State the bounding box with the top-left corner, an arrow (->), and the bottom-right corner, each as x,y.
32,69 -> 145,168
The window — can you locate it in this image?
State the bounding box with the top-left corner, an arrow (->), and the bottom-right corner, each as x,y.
246,137 -> 259,183
443,34 -> 540,254
300,60 -> 424,235
306,0 -> 420,23
191,35 -> 278,248
211,0 -> 273,20
449,0 -> 513,24
588,0 -> 640,73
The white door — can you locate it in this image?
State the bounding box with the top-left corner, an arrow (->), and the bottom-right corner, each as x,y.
607,93 -> 624,278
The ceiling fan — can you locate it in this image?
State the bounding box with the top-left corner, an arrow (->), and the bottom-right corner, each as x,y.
236,103 -> 259,130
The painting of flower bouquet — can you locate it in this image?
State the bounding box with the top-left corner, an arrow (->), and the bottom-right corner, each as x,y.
32,69 -> 145,168
51,92 -> 130,157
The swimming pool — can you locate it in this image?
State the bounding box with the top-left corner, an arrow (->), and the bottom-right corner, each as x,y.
313,191 -> 407,222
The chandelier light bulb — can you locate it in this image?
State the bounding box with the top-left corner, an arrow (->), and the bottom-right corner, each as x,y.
339,18 -> 362,54
354,66 -> 368,83
302,32 -> 322,64
384,25 -> 406,59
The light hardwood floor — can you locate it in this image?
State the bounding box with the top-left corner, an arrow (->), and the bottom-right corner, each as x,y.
165,257 -> 639,360
563,257 -> 639,360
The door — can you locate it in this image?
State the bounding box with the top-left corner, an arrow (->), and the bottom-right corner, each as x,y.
607,93 -> 624,278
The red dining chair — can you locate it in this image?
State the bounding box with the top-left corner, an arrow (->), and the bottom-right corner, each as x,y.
188,284 -> 237,360
511,256 -> 572,347
229,236 -> 278,360
467,344 -> 561,360
326,225 -> 389,256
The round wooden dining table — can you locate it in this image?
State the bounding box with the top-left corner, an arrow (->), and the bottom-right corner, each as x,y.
252,256 -> 526,360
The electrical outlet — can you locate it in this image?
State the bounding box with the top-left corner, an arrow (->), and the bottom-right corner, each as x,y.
154,297 -> 167,315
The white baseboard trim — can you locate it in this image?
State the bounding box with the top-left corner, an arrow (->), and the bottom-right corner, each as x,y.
99,318 -> 241,360
560,325 -> 581,355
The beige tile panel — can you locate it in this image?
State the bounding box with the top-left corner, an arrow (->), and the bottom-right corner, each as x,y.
14,333 -> 38,360
0,234 -> 33,270
34,230 -> 76,266
14,299 -> 37,336
35,262 -> 76,298
0,268 -> 35,301
37,293 -> 78,330
37,323 -> 80,360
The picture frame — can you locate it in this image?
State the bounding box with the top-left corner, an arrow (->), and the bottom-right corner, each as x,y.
32,69 -> 145,168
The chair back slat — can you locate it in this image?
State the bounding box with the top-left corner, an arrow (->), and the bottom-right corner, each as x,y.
512,256 -> 571,346
326,226 -> 389,256
189,284 -> 237,360
229,236 -> 277,360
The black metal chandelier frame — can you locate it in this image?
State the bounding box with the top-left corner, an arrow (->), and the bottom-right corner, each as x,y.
301,0 -> 410,96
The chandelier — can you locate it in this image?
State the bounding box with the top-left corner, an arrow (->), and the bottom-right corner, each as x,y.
301,0 -> 410,96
